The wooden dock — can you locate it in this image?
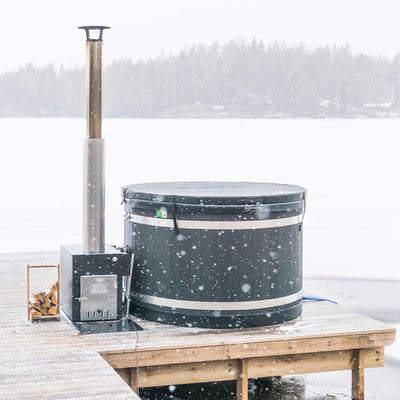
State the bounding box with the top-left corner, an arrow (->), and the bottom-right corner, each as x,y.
0,252 -> 396,400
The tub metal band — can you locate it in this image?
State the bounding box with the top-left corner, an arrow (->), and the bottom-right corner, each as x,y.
133,291 -> 302,311
126,214 -> 302,230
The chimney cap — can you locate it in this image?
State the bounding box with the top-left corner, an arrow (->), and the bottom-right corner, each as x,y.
78,26 -> 110,41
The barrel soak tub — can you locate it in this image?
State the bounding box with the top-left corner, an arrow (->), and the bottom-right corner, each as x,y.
122,182 -> 306,328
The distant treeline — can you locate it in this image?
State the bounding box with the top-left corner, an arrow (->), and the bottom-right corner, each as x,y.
2,40 -> 400,118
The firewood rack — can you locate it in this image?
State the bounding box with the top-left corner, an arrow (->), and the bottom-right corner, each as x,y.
27,264 -> 60,322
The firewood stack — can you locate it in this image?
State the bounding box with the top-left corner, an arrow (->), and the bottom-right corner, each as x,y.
29,281 -> 59,321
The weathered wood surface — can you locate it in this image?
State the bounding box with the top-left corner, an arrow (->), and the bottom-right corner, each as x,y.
0,252 -> 396,400
0,252 -> 138,400
352,349 -> 366,400
114,347 -> 384,389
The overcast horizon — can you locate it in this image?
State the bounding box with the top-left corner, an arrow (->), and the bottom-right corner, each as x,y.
2,0 -> 400,73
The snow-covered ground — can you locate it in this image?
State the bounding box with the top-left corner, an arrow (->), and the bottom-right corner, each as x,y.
387,326 -> 400,358
1,118 -> 399,280
304,276 -> 399,360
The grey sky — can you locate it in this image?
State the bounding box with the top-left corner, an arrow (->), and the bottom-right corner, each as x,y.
1,0 -> 400,72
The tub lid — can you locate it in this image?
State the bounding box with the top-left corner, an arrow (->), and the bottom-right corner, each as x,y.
122,182 -> 306,205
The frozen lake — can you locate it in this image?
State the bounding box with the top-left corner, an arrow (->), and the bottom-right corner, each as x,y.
1,118 -> 399,280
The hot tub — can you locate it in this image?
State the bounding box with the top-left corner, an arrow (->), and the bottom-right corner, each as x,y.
122,181 -> 306,328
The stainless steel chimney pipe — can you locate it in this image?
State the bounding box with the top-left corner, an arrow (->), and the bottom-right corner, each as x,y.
79,26 -> 110,253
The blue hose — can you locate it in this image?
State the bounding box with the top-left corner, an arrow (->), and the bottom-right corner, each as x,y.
302,296 -> 337,304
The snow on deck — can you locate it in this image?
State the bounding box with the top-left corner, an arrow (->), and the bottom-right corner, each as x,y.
0,252 -> 396,399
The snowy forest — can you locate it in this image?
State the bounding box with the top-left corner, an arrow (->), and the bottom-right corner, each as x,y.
2,39 -> 400,118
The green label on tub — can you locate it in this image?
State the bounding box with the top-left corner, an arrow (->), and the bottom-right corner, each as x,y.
156,209 -> 167,218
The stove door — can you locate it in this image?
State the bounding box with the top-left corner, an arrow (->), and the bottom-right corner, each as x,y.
80,275 -> 118,321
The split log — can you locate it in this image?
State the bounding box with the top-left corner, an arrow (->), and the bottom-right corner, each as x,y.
33,292 -> 46,303
30,309 -> 42,320
29,280 -> 60,321
29,301 -> 42,312
50,293 -> 57,305
42,298 -> 51,308
40,306 -> 49,316
48,306 -> 57,316
38,292 -> 46,302
50,281 -> 59,294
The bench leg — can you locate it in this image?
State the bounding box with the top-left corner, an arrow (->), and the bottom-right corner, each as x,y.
352,349 -> 365,400
236,359 -> 249,400
130,367 -> 139,394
